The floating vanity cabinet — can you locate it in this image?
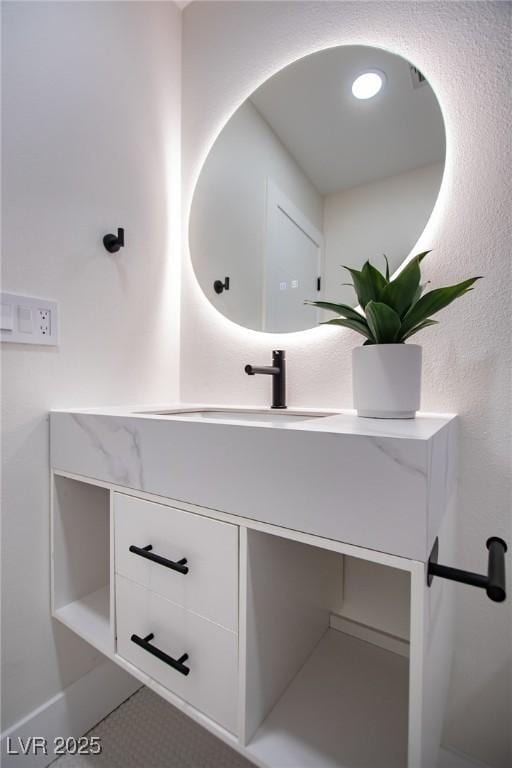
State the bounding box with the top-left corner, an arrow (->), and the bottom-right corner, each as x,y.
50,407 -> 458,768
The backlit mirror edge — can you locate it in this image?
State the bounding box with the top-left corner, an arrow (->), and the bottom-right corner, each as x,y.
184,42 -> 450,339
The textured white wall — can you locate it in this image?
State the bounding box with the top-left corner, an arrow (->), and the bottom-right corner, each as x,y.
181,2 -> 511,766
323,163 -> 444,306
190,99 -> 322,329
1,1 -> 181,730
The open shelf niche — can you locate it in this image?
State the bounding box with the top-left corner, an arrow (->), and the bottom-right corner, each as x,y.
241,529 -> 410,768
52,474 -> 113,655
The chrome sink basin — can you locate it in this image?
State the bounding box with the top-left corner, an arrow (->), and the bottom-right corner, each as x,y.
135,408 -> 332,423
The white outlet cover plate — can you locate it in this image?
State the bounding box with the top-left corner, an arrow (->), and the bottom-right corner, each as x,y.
0,292 -> 58,346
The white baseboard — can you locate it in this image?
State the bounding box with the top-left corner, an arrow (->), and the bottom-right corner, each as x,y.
330,612 -> 410,657
1,660 -> 140,768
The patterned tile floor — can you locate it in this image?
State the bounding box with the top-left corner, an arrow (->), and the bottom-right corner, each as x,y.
51,687 -> 255,768
48,684 -> 477,768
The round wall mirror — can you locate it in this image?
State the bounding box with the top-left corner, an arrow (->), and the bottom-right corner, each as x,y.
189,45 -> 446,333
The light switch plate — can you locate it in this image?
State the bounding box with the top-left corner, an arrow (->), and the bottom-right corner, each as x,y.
0,292 -> 58,346
18,305 -> 33,334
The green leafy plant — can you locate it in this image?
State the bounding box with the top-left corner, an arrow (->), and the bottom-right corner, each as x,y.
306,252 -> 481,344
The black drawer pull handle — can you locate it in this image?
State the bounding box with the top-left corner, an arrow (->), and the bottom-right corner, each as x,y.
428,536 -> 507,602
129,544 -> 189,575
130,633 -> 190,676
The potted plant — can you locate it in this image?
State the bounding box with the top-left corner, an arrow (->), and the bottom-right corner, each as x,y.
307,252 -> 480,418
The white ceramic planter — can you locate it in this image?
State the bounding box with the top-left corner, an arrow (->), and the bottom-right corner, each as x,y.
352,344 -> 422,419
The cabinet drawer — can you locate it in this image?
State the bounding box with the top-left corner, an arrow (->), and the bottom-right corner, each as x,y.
114,493 -> 238,631
116,575 -> 238,734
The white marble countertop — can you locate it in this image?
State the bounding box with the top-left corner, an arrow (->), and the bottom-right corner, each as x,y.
50,404 -> 457,560
51,403 -> 456,440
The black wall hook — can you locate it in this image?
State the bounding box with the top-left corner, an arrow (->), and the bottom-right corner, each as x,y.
428,536 -> 507,602
103,227 -> 125,253
213,276 -> 230,294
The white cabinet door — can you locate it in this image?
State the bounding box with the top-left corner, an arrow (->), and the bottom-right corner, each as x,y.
114,493 -> 239,631
116,575 -> 239,734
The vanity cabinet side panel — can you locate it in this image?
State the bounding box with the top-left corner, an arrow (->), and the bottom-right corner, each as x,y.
241,529 -> 342,745
422,487 -> 456,768
409,494 -> 456,768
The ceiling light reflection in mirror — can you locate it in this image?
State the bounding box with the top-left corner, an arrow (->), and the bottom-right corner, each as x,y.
351,70 -> 385,99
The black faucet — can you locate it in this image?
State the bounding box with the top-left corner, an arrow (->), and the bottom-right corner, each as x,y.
244,350 -> 287,409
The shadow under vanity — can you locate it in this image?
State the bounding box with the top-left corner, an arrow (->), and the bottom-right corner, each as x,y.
51,406 -> 458,768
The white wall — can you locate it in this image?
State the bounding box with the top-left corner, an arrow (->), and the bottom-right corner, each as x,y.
323,163 -> 444,306
189,99 -> 322,329
181,2 -> 511,767
1,0 -> 181,732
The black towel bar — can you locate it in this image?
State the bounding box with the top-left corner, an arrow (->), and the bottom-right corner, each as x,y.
427,536 -> 507,602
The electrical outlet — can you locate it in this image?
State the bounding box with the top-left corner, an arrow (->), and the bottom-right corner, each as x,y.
0,293 -> 58,346
38,309 -> 51,336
